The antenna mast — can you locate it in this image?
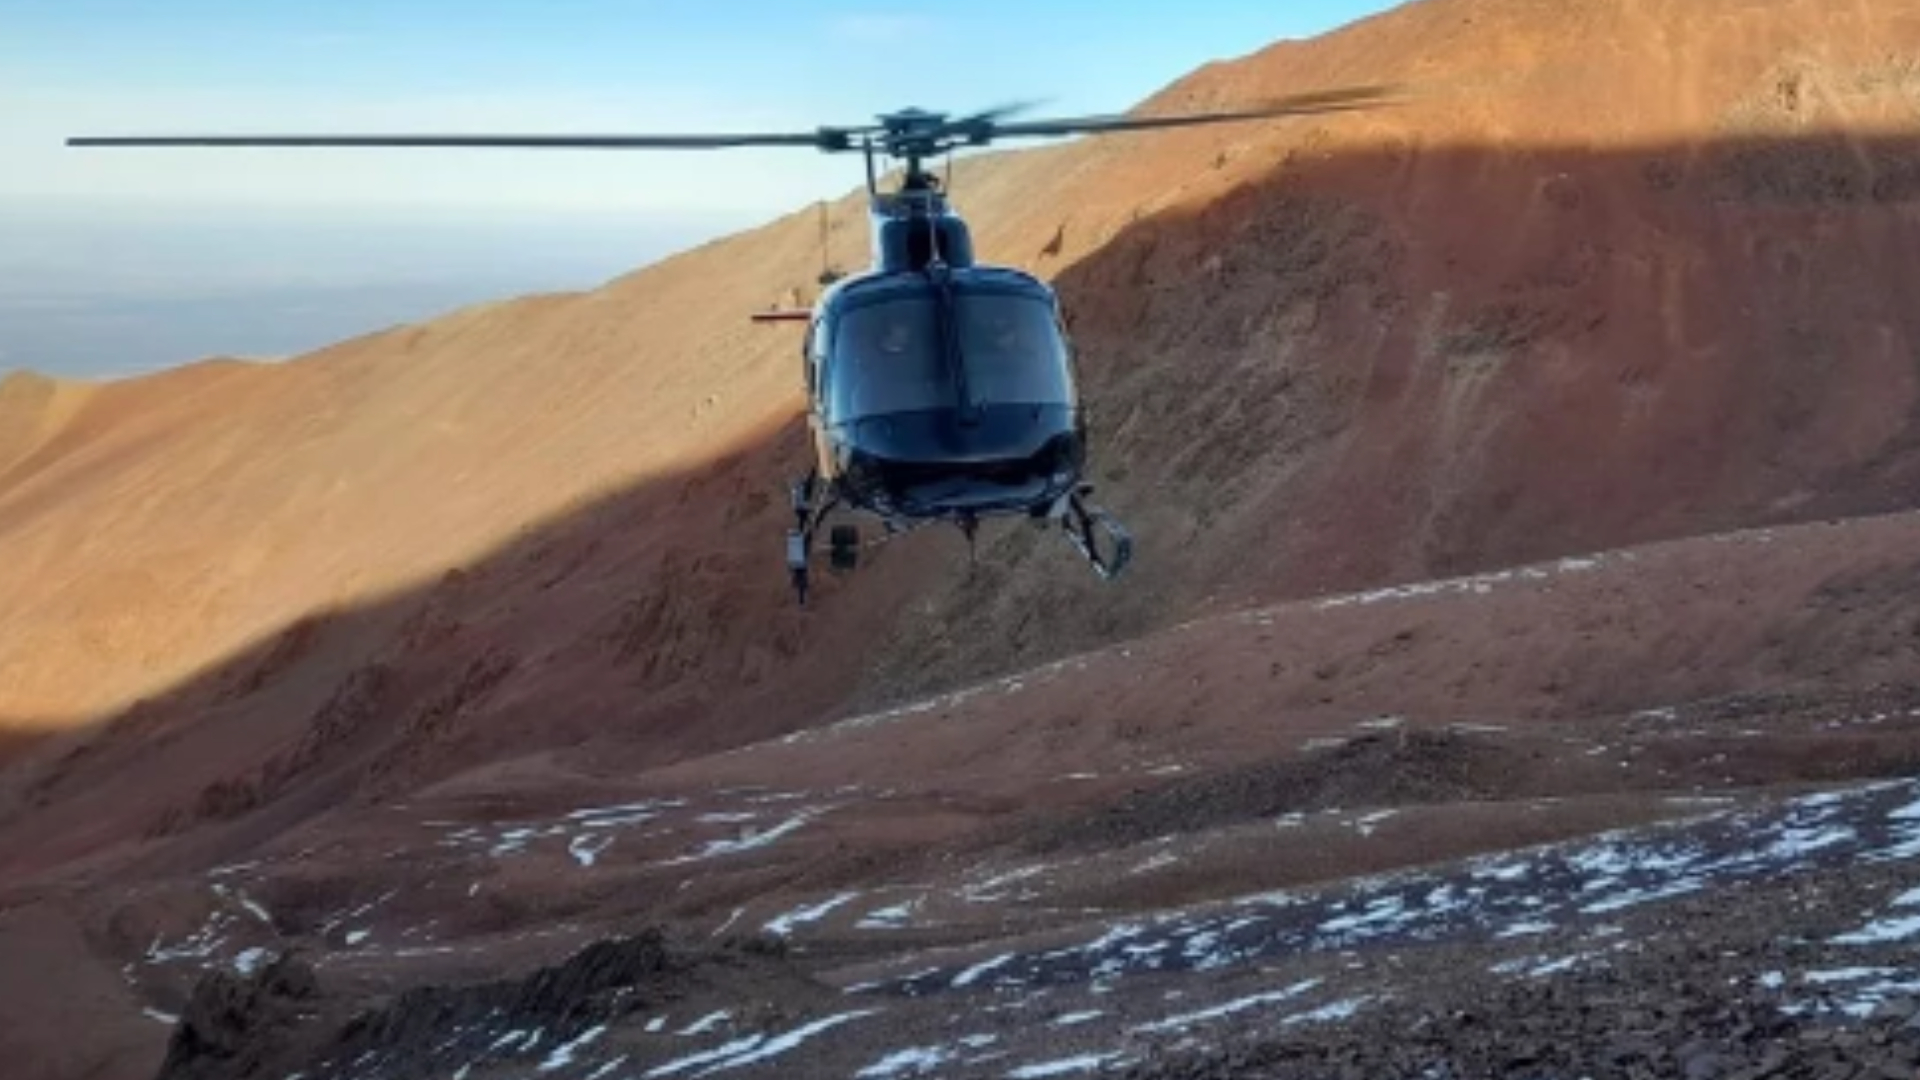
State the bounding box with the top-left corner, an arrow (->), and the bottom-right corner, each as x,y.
816,200 -> 840,285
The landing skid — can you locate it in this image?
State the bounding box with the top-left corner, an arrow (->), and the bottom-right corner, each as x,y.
786,472 -> 842,607
1052,486 -> 1134,581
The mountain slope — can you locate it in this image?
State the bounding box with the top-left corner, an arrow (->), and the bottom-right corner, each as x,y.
864,0 -> 1920,702
8,0 -> 1920,758
8,0 -> 1920,1075
93,507 -> 1920,1080
0,221 -> 831,725
3,0 -> 1919,878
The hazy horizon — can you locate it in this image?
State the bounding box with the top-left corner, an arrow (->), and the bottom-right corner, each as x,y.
0,200 -> 757,379
1,1 -> 1393,381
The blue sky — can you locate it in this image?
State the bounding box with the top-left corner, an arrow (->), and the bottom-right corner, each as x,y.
4,1 -> 1399,217
0,1 -> 1401,375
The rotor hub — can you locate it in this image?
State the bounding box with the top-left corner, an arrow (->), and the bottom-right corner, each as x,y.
868,108 -> 970,161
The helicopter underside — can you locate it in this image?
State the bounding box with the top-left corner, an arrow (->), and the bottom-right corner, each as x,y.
833,428 -> 1082,520
783,422 -> 1132,606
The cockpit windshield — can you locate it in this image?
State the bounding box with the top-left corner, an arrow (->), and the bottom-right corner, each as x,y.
828,288 -> 1074,420
955,292 -> 1076,407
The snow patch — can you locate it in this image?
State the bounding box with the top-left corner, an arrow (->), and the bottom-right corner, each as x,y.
679,1011 -> 731,1037
1134,980 -> 1323,1033
763,892 -> 860,937
232,947 -> 271,976
1806,967 -> 1903,984
1006,1053 -> 1127,1078
664,812 -> 818,866
566,798 -> 684,821
1833,915 -> 1920,944
1129,852 -> 1179,876
145,910 -> 233,967
537,1025 -> 607,1072
1579,878 -> 1705,914
952,953 -> 1017,989
207,860 -> 261,878
583,1058 -> 629,1080
1285,997 -> 1371,1025
1492,951 -> 1608,978
1313,556 -> 1611,611
874,777 -> 1920,1000
1495,920 -> 1556,939
1353,809 -> 1398,837
856,1046 -> 955,1078
568,832 -> 614,868
964,865 -> 1049,902
858,900 -> 920,931
644,1010 -> 878,1078
489,1029 -> 532,1052
231,891 -> 274,927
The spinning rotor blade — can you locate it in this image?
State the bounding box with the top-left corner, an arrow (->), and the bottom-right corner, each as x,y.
985,84 -> 1404,139
915,99 -> 1044,143
65,85 -> 1404,155
67,131 -> 837,149
946,99 -> 1046,128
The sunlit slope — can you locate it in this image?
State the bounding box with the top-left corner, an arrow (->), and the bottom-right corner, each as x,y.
0,210 -> 846,723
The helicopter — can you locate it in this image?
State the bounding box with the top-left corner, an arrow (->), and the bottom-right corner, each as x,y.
67,87 -> 1398,605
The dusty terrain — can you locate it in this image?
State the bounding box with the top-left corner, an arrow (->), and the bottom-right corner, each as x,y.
78,513 -> 1920,1079
8,0 -> 1920,1076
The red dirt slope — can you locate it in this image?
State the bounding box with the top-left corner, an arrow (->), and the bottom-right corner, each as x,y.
5,0 -> 1920,1075
869,0 -> 1920,702
57,508 -> 1920,1080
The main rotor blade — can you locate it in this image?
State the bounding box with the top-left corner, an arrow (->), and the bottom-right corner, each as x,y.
986,85 -> 1405,139
920,98 -> 1045,141
951,99 -> 1047,127
66,132 -> 836,150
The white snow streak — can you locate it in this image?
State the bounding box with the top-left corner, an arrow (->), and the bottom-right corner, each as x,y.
1134,980 -> 1323,1033
537,1025 -> 607,1072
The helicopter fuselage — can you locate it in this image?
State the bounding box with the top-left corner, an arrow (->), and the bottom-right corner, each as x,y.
777,177 -> 1129,603
802,262 -> 1087,525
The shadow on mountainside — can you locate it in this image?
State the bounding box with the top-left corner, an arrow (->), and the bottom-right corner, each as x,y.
8,128 -> 1920,895
858,127 -> 1920,706
0,412 -> 947,890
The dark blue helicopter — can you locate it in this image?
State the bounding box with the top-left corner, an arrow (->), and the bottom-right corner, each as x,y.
67,89 -> 1396,604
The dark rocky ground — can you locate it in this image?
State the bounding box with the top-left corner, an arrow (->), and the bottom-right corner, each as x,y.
41,516 -> 1920,1080
148,776 -> 1920,1080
